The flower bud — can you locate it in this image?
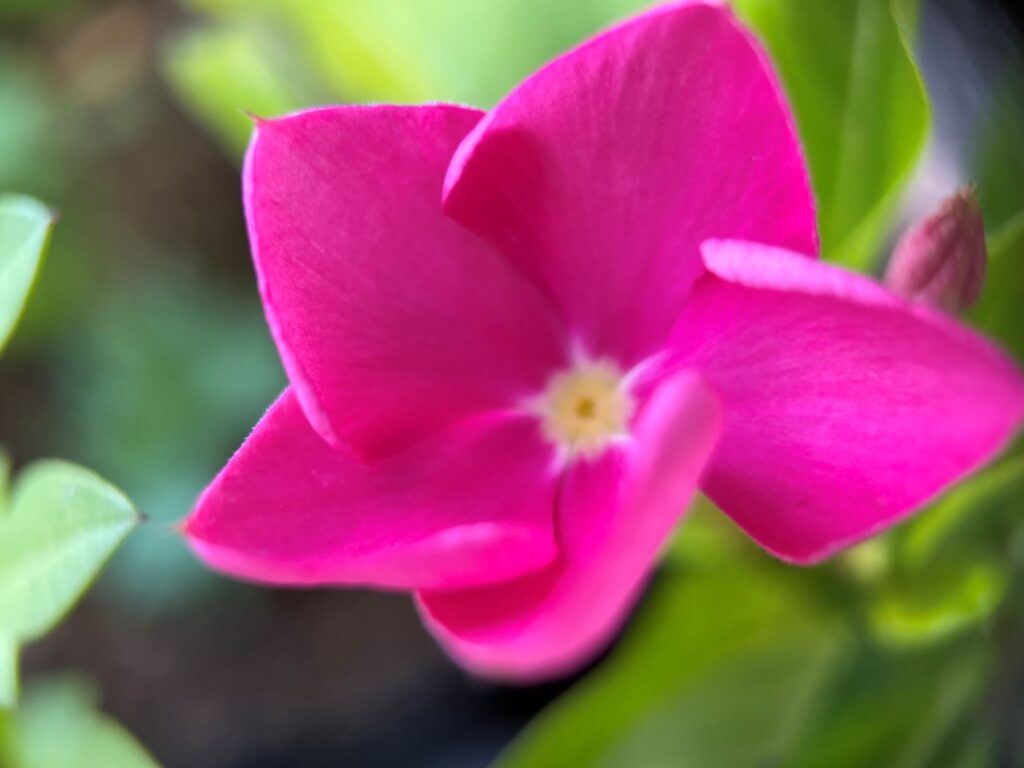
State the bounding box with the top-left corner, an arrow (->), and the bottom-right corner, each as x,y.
885,188 -> 987,313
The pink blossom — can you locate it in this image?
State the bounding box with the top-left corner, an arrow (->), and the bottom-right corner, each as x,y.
183,1 -> 1024,681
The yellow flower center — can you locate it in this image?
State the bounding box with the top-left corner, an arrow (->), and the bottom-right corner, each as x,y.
536,359 -> 634,459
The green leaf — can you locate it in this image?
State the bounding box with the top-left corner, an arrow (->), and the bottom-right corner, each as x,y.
598,629 -> 836,767
866,557 -> 1008,649
973,76 -> 1024,234
1,677 -> 160,768
0,461 -> 138,640
497,568 -> 840,767
0,195 -> 56,354
786,641 -> 988,768
733,0 -> 930,269
0,452 -> 10,515
0,635 -> 17,710
969,210 -> 1024,362
0,462 -> 138,709
903,454 -> 1024,566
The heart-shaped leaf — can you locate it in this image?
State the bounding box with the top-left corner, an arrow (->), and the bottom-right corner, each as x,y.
0,461 -> 138,707
0,195 -> 56,354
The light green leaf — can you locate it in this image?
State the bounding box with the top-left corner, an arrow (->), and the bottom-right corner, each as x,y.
0,635 -> 17,710
1,677 -> 160,768
0,461 -> 138,642
0,195 -> 56,354
497,568 -> 839,768
733,0 -> 930,269
0,452 -> 10,515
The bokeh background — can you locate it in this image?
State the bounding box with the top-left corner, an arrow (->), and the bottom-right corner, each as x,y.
1,0 -> 1023,766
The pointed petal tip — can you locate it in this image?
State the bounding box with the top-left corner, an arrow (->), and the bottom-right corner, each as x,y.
240,108 -> 266,124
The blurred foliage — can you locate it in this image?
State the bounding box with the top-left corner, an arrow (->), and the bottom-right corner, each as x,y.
0,193 -> 157,760
0,196 -> 54,355
0,677 -> 158,768
62,271 -> 284,611
732,0 -> 930,270
497,565 -> 841,768
970,211 -> 1024,362
166,0 -> 930,275
974,74 -> 1024,234
164,0 -> 656,158
0,57 -> 58,196
0,0 -> 1021,765
499,566 -> 997,767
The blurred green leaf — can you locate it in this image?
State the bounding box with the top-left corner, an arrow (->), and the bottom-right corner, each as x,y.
0,54 -> 61,195
904,454 -> 1024,566
0,195 -> 55,354
598,628 -> 836,767
0,677 -> 159,768
786,641 -> 988,767
163,22 -> 326,157
0,461 -> 137,707
497,567 -> 839,767
974,76 -> 1024,234
733,0 -> 930,269
867,557 -> 1007,649
969,210 -> 1024,362
663,495 -> 760,568
0,453 -> 9,514
167,0 -> 652,153
0,636 -> 16,710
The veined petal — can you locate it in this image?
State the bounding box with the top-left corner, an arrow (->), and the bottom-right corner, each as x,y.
183,390 -> 559,591
442,0 -> 816,366
666,239 -> 1024,563
245,105 -> 567,462
417,372 -> 721,681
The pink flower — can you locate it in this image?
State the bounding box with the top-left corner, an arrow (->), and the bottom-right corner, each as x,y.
183,0 -> 1024,681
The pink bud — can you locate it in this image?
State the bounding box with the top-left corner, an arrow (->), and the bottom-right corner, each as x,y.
885,188 -> 987,313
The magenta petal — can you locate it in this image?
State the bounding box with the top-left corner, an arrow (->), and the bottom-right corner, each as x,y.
442,0 -> 816,365
670,239 -> 1024,563
245,105 -> 567,461
416,372 -> 721,681
183,390 -> 560,591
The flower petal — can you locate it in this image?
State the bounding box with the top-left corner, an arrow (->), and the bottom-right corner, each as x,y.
183,390 -> 559,591
245,105 -> 568,461
442,0 -> 816,365
417,372 -> 721,681
668,239 -> 1024,564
